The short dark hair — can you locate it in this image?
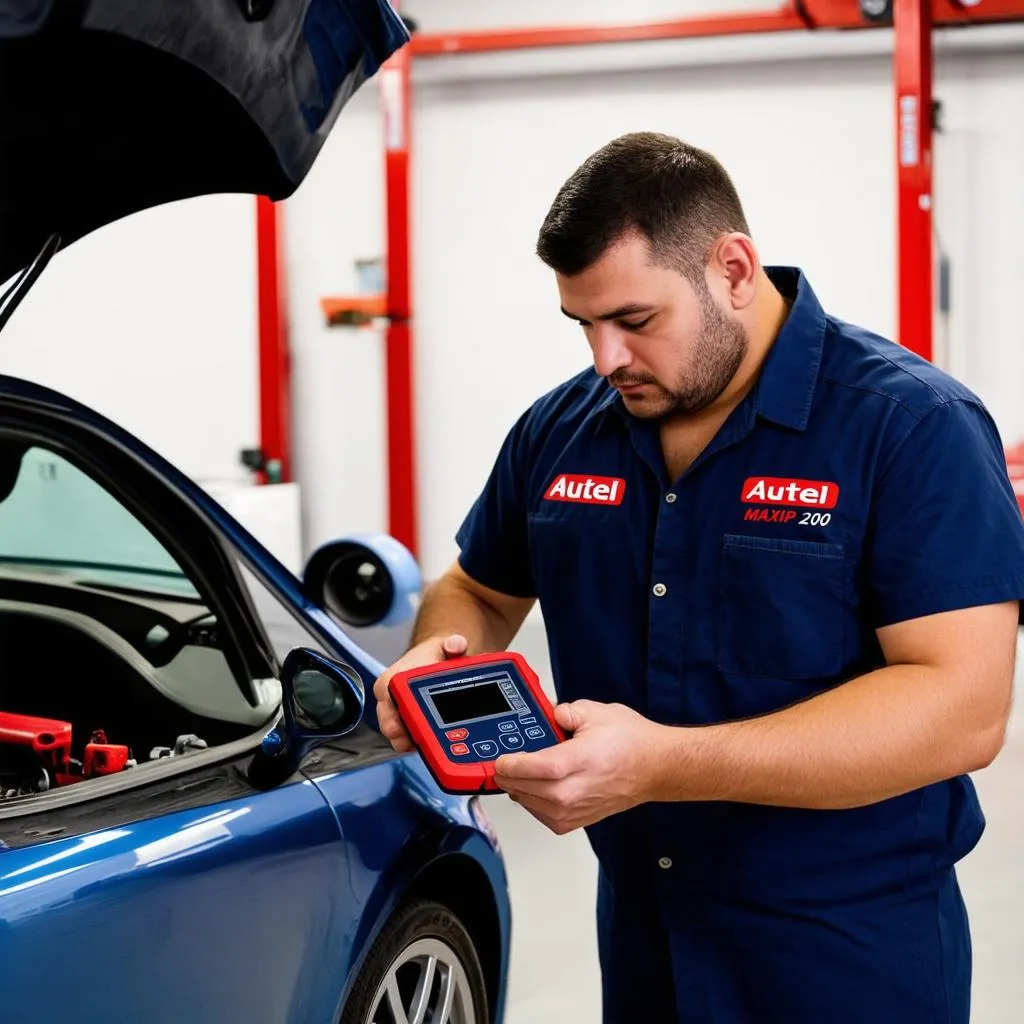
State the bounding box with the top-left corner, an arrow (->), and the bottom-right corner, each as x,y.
536,132 -> 750,283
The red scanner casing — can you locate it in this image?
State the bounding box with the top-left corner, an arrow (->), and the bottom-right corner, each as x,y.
388,651 -> 566,794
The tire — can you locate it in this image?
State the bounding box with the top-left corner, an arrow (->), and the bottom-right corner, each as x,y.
340,898 -> 490,1024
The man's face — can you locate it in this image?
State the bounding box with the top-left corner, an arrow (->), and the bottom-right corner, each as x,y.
556,233 -> 748,419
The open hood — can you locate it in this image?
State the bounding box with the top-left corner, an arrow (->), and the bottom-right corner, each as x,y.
0,0 -> 409,285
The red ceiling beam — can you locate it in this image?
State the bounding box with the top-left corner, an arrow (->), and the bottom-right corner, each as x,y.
928,0 -> 1024,22
411,7 -> 810,56
409,0 -> 1024,55
805,0 -> 1024,27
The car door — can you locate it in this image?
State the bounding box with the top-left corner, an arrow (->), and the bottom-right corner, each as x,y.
0,395 -> 365,1023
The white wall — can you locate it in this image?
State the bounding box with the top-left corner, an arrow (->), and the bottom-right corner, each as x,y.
281,84 -> 390,556
411,56 -> 897,582
931,52 -> 1024,417
0,193 -> 259,485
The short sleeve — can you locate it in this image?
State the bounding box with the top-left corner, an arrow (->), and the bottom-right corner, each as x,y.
454,409 -> 537,598
865,398 -> 1024,628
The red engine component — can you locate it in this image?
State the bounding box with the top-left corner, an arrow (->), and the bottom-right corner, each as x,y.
0,715 -> 130,789
84,742 -> 130,777
0,711 -> 72,777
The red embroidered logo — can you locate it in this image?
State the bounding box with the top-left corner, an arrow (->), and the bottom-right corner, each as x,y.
545,474 -> 626,505
741,477 -> 839,509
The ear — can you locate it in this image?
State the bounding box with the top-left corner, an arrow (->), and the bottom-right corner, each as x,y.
707,233 -> 759,312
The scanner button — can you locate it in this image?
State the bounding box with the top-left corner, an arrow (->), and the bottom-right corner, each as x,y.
445,729 -> 469,741
525,726 -> 546,740
497,721 -> 519,733
450,743 -> 469,756
473,740 -> 498,758
520,717 -> 537,724
500,734 -> 524,750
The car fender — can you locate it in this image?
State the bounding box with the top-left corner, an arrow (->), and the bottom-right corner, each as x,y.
330,799 -> 511,1023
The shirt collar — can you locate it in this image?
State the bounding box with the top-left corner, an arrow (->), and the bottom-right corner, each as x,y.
592,265 -> 826,432
751,266 -> 827,431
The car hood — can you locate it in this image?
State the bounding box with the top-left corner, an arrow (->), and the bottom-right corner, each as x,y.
0,0 -> 408,284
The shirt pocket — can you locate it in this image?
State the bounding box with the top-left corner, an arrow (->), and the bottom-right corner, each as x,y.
718,533 -> 847,681
526,509 -> 628,598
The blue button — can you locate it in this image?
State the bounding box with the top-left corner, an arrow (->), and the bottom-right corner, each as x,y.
473,740 -> 498,758
500,734 -> 524,750
525,726 -> 545,740
498,721 -> 519,733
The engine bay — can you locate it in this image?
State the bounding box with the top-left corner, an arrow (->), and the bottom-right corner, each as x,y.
0,710 -> 213,800
0,565 -> 280,803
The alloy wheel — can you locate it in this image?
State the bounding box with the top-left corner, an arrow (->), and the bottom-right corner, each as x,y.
364,936 -> 477,1024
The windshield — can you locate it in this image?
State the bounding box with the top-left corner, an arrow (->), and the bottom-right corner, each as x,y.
0,443 -> 198,597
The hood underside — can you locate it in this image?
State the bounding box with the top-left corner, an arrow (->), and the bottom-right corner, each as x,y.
0,0 -> 408,284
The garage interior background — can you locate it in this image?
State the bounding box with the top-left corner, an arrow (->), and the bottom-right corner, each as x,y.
3,2 -> 1024,1019
10,0 -> 1023,672
3,0 -> 1022,579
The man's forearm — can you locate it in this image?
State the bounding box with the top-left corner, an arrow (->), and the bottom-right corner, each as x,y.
409,572 -> 523,654
647,663 -> 1009,810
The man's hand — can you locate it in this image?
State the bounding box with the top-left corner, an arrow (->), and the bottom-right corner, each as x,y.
373,634 -> 469,753
492,700 -> 667,834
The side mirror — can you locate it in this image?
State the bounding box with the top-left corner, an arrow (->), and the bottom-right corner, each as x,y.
248,647 -> 364,790
302,532 -> 421,629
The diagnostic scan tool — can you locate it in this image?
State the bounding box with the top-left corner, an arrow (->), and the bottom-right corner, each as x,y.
388,651 -> 566,794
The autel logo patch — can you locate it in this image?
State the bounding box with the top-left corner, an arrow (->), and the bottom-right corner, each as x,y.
741,477 -> 839,509
545,474 -> 626,505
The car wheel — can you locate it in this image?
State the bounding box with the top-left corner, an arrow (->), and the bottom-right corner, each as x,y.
340,898 -> 489,1024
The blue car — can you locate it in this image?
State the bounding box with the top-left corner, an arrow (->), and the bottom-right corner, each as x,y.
0,3 -> 511,1022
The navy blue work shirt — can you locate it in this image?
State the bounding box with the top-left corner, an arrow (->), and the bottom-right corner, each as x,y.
455,267 -> 1024,1019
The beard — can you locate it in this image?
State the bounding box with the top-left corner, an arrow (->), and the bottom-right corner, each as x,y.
610,285 -> 748,420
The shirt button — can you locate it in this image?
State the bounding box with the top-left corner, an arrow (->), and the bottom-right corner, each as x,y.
658,857 -> 673,870
653,583 -> 667,597
665,492 -> 677,503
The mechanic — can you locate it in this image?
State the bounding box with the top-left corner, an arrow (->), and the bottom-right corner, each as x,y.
373,131 -> 1024,1023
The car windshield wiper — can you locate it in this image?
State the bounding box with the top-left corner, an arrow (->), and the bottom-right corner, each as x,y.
0,233 -> 60,334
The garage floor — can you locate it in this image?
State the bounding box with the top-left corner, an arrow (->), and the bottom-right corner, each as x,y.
487,616 -> 1024,1024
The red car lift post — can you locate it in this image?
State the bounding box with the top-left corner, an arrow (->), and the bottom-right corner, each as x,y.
894,0 -> 934,362
380,10 -> 419,558
256,194 -> 291,485
305,1 -> 1024,551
